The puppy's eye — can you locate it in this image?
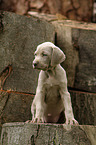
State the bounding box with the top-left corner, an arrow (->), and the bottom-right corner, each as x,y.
42,53 -> 47,56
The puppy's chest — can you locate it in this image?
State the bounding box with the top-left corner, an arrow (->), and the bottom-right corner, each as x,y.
44,76 -> 59,88
44,76 -> 60,103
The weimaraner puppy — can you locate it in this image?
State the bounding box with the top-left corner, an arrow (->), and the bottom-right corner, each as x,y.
31,42 -> 78,125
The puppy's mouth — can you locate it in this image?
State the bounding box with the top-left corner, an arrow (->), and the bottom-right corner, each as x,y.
33,65 -> 40,70
33,64 -> 48,71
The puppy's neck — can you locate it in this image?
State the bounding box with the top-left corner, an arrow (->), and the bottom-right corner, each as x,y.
45,66 -> 56,77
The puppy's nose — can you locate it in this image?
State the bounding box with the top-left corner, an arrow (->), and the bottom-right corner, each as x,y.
33,62 -> 37,67
33,61 -> 38,68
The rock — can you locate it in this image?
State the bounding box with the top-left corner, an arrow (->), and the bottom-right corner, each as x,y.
0,0 -> 93,22
52,21 -> 79,88
72,29 -> 96,92
52,20 -> 96,93
0,0 -> 29,15
0,91 -> 9,121
0,92 -> 34,124
0,124 -> 2,145
0,11 -> 55,94
1,122 -> 96,145
70,90 -> 96,125
0,91 -> 34,144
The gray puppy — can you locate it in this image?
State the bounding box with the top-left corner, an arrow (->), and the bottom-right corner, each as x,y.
31,42 -> 78,125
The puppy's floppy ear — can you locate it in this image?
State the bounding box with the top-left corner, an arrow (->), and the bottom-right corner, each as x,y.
51,46 -> 66,66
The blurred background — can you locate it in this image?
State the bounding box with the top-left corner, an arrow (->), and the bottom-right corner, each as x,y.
0,0 -> 96,22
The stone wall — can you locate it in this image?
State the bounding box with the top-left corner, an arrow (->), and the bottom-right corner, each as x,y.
0,0 -> 93,22
1,123 -> 96,145
0,11 -> 96,144
0,11 -> 55,93
0,11 -> 55,144
52,21 -> 96,93
29,12 -> 96,93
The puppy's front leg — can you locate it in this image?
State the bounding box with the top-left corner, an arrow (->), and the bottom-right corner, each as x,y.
60,90 -> 78,125
31,72 -> 45,123
31,90 -> 45,123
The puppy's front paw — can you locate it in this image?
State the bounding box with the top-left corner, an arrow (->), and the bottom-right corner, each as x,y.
25,120 -> 31,123
65,118 -> 79,125
32,117 -> 44,123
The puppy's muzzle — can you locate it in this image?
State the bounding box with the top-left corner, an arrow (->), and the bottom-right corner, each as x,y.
33,61 -> 38,69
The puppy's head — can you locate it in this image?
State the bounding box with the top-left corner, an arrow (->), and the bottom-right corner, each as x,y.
33,42 -> 65,71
